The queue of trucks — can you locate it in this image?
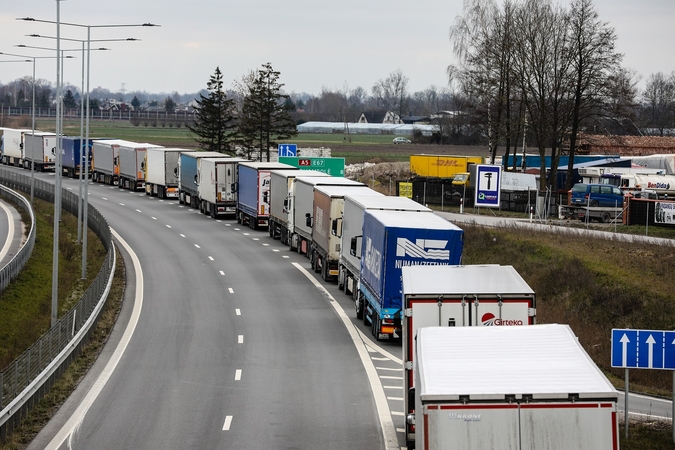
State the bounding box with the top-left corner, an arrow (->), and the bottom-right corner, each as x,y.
0,126 -> 619,449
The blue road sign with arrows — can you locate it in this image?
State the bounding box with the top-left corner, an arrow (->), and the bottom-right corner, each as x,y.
611,328 -> 675,370
278,144 -> 297,157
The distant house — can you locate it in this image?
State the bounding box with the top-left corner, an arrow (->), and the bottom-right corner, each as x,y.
400,115 -> 430,125
357,110 -> 402,124
576,134 -> 675,156
101,99 -> 133,112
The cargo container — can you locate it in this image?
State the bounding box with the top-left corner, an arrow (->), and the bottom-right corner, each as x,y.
352,210 -> 463,340
309,185 -> 375,281
61,136 -> 93,178
24,132 -> 57,172
1,128 -> 33,166
92,139 -> 139,185
292,176 -> 365,254
269,169 -> 329,245
118,142 -> 163,190
410,154 -> 483,179
400,264 -> 536,448
338,194 -> 431,298
198,157 -> 249,218
237,161 -> 296,229
178,151 -> 227,207
144,147 -> 185,198
413,325 -> 618,450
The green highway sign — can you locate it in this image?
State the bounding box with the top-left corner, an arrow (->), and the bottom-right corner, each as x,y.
279,156 -> 345,177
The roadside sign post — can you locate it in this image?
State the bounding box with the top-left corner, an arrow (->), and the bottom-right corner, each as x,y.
611,328 -> 675,441
474,165 -> 502,208
277,144 -> 297,157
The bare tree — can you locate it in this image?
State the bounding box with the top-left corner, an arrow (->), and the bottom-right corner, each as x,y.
372,69 -> 409,119
642,72 -> 675,136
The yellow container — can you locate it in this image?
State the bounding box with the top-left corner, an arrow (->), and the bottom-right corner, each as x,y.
410,155 -> 483,178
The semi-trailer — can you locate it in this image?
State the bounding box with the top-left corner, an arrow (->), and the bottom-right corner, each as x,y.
292,176 -> 365,254
24,132 -> 57,171
410,154 -> 483,179
400,264 -> 536,449
309,185 -> 376,281
61,136 -> 93,178
198,157 -> 249,218
178,151 -> 226,207
144,147 -> 185,198
338,194 -> 430,298
352,210 -> 464,340
92,139 -> 139,185
237,161 -> 296,230
412,325 -> 618,450
1,128 -> 33,166
118,142 -> 163,190
268,169 -> 329,245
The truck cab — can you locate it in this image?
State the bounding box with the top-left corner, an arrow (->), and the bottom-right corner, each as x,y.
451,172 -> 469,186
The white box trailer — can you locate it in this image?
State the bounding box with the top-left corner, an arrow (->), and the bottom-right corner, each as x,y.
92,139 -> 139,185
401,264 -> 536,449
413,325 -> 619,450
144,147 -> 185,198
269,169 -> 330,245
310,185 -> 376,281
1,128 -> 33,166
118,142 -> 163,190
292,176 -> 364,254
338,194 -> 429,298
24,132 -> 57,171
178,151 -> 228,207
198,157 -> 249,218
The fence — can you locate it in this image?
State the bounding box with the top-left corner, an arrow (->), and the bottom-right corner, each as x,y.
0,185 -> 36,293
0,105 -> 194,122
0,169 -> 115,442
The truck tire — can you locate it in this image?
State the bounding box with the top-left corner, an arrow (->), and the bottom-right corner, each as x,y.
321,261 -> 330,281
372,315 -> 381,341
337,269 -> 345,291
355,295 -> 364,320
210,205 -> 217,219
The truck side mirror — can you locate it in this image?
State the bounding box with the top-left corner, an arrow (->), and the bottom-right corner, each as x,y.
174,167 -> 179,177
194,173 -> 199,186
408,387 -> 415,412
331,218 -> 342,237
350,236 -> 362,258
305,213 -> 312,227
231,183 -> 237,193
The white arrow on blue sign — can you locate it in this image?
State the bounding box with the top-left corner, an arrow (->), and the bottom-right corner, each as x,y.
278,144 -> 297,157
611,328 -> 675,370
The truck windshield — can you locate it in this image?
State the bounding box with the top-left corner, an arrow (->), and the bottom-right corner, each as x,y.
454,174 -> 468,182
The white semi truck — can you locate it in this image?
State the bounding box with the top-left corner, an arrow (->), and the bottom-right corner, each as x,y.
412,325 -> 619,450
401,264 -> 536,449
144,147 -> 185,199
198,157 -> 248,218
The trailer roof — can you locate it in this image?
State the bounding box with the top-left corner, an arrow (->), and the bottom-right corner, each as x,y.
345,193 -> 432,211
416,325 -> 617,401
314,185 -> 377,197
295,176 -> 363,187
365,209 -> 462,230
271,169 -> 327,178
181,151 -> 230,158
92,139 -> 142,147
238,161 -> 296,169
402,265 -> 533,296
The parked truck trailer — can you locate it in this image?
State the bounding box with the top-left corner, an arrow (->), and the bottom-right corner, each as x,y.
178,151 -> 226,207
413,325 -> 618,450
269,169 -> 329,245
237,161 -> 296,230
410,154 -> 484,179
118,142 -> 163,190
92,139 -> 139,185
198,157 -> 249,218
61,136 -> 93,178
400,264 -> 536,449
352,210 -> 464,340
144,147 -> 185,199
1,128 -> 33,166
338,194 -> 430,298
24,132 -> 57,172
292,176 -> 364,254
309,185 -> 376,281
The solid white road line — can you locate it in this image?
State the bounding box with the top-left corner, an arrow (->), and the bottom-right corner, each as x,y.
45,229 -> 144,450
0,200 -> 15,263
222,416 -> 233,431
235,370 -> 242,381
292,262 -> 399,450
376,367 -> 403,372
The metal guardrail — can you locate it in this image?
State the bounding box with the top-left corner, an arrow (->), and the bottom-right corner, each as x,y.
0,168 -> 115,442
0,184 -> 36,293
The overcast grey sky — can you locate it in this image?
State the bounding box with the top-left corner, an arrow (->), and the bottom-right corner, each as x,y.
0,0 -> 673,97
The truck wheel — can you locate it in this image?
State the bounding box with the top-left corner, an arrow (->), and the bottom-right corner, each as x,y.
337,270 -> 345,291
321,262 -> 330,281
372,315 -> 381,341
210,205 -> 216,219
355,295 -> 364,320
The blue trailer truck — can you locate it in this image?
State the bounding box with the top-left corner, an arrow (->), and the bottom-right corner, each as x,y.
352,210 -> 464,340
61,136 -> 93,178
237,161 -> 296,230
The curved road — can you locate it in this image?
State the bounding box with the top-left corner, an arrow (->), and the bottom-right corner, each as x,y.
19,171 -> 404,450
0,196 -> 26,268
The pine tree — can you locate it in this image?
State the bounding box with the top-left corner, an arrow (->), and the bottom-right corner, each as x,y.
188,67 -> 236,154
63,89 -> 77,109
237,63 -> 297,161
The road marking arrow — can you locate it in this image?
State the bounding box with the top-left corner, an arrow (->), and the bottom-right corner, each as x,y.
646,334 -> 657,368
620,333 -> 630,366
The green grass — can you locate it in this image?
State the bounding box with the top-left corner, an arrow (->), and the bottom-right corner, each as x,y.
0,195 -> 107,369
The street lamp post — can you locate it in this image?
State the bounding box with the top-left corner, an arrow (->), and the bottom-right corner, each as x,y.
0,51 -> 65,205
18,16 -> 159,279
